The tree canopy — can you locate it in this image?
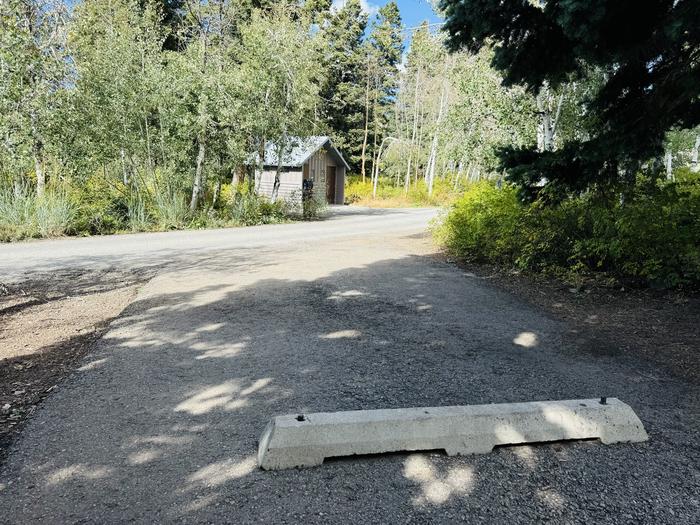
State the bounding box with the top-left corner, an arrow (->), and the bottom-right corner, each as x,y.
440,0 -> 700,196
319,0 -> 368,171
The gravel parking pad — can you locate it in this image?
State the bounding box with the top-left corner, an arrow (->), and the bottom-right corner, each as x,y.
1,232 -> 698,524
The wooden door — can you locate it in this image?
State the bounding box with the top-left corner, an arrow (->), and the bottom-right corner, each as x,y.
326,166 -> 336,203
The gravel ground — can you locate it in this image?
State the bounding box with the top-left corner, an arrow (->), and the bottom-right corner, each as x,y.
0,227 -> 698,524
0,268 -> 150,464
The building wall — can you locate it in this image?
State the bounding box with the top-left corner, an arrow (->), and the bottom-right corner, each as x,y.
256,146 -> 346,204
255,169 -> 303,201
306,149 -> 330,186
305,148 -> 345,204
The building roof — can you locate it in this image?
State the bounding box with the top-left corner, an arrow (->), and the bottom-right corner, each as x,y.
261,136 -> 349,170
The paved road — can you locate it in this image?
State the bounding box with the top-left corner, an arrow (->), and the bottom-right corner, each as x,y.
0,207 -> 437,281
1,208 -> 698,523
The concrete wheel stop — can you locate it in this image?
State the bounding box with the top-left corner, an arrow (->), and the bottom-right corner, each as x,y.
257,398 -> 648,470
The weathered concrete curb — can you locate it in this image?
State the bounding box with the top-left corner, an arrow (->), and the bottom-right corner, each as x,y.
258,398 -> 648,470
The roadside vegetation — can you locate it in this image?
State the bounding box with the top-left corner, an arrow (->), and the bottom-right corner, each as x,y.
345,177 -> 462,207
0,181 -> 326,241
435,171 -> 700,289
1,0 -> 384,241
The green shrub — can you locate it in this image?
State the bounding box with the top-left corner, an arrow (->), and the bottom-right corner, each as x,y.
594,183 -> 699,287
227,188 -> 287,226
436,178 -> 700,288
517,196 -> 594,273
71,176 -> 129,235
302,191 -> 328,220
434,181 -> 523,263
285,189 -> 327,220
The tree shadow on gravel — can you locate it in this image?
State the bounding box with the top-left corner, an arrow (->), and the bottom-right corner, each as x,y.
0,267 -> 156,466
0,267 -> 152,317
1,252 -> 699,523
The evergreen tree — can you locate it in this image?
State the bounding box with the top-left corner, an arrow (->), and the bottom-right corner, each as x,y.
369,2 -> 402,107
440,0 -> 700,197
360,1 -> 402,180
143,0 -> 185,50
302,0 -> 331,22
319,0 -> 367,172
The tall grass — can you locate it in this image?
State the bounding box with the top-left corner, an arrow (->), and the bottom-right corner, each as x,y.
1,175 -> 330,242
153,185 -> 188,230
36,189 -> 76,237
127,192 -> 151,232
0,183 -> 75,241
0,184 -> 36,240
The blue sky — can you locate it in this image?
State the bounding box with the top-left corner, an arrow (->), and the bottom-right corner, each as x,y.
332,0 -> 443,46
389,0 -> 442,30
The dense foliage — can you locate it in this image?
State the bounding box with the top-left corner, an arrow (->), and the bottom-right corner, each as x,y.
440,0 -> 700,196
436,176 -> 700,288
0,0 -> 376,238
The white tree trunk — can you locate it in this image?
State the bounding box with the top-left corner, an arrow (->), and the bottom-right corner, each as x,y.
190,136 -> 206,211
120,148 -> 129,185
536,83 -> 562,153
360,54 -> 371,183
452,161 -> 463,189
426,75 -> 448,196
144,115 -> 153,174
372,137 -> 398,199
404,70 -> 421,194
30,108 -> 45,197
372,141 -> 384,199
426,138 -> 437,195
33,140 -> 45,197
665,150 -> 674,181
211,178 -> 221,209
272,137 -> 289,201
691,135 -> 700,173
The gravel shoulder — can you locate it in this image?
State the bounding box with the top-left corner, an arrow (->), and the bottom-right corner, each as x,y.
0,228 -> 698,524
0,269 -> 152,464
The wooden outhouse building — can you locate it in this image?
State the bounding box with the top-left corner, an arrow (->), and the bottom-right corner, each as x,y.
255,136 -> 349,204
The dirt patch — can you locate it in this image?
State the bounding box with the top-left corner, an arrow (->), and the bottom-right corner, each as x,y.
451,260 -> 700,383
0,268 -> 151,463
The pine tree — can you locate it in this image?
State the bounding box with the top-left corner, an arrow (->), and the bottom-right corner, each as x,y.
319,0 -> 367,172
360,1 -> 402,180
440,0 -> 700,196
143,0 -> 185,50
